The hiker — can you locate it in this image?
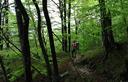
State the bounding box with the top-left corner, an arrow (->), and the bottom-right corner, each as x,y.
76,41 -> 79,52
71,40 -> 78,58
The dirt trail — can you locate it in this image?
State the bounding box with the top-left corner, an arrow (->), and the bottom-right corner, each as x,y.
60,55 -> 106,82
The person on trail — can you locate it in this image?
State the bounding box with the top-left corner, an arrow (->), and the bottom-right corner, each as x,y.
76,41 -> 79,52
71,40 -> 78,58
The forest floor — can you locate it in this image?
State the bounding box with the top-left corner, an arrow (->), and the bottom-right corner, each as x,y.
1,43 -> 128,82
59,43 -> 128,82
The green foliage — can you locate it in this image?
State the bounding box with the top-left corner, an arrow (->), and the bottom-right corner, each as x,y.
9,68 -> 24,82
82,47 -> 104,58
72,0 -> 128,53
1,0 -> 128,81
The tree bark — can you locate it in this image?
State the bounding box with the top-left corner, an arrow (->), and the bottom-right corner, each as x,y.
0,1 -> 3,50
68,0 -> 71,52
99,0 -> 115,59
99,0 -> 115,49
63,0 -> 68,52
74,17 -> 78,35
15,0 -> 32,82
32,0 -> 52,81
59,0 -> 64,51
42,0 -> 60,82
4,0 -> 9,48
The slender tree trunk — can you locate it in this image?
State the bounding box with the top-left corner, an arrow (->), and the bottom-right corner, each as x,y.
74,7 -> 78,35
0,0 -> 2,50
15,0 -> 32,82
43,0 -> 60,82
0,0 -> 3,50
59,0 -> 65,51
74,17 -> 78,35
4,0 -> 9,48
68,0 -> 71,52
63,0 -> 68,52
32,0 -> 52,81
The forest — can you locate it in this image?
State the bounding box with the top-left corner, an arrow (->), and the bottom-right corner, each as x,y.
0,0 -> 128,82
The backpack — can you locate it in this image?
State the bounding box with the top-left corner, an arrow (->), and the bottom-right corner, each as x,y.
72,42 -> 77,48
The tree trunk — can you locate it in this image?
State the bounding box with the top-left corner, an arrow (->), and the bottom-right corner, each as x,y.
106,10 -> 115,48
42,0 -> 60,82
0,0 -> 2,50
68,0 -> 71,52
4,0 -> 9,48
32,0 -> 52,81
99,0 -> 115,58
74,16 -> 78,35
15,0 -> 32,82
0,1 -> 3,50
63,0 -> 68,52
59,0 -> 66,52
